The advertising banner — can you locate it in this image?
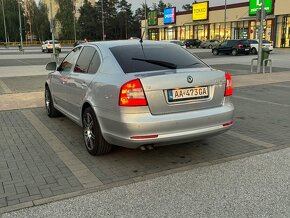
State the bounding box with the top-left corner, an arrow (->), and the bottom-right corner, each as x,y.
148,11 -> 158,26
192,1 -> 209,21
164,7 -> 176,25
249,0 -> 273,15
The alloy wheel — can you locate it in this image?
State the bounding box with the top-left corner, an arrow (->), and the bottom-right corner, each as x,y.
45,89 -> 50,115
83,112 -> 96,151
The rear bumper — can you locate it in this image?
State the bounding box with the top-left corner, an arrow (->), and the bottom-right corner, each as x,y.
96,101 -> 234,149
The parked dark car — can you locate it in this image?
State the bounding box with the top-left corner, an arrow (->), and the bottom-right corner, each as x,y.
200,39 -> 220,49
73,40 -> 86,47
184,39 -> 201,48
212,39 -> 251,56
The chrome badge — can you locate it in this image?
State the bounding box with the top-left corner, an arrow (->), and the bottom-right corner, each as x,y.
187,75 -> 193,83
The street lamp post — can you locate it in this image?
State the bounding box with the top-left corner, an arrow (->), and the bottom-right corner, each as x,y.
101,0 -> 105,40
1,0 -> 8,47
144,0 -> 147,39
49,0 -> 57,61
18,0 -> 23,51
257,0 -> 265,73
224,0 -> 227,40
121,7 -> 128,39
73,0 -> 76,42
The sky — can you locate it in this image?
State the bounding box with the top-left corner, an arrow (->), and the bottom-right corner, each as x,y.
35,0 -> 249,11
130,0 -> 249,11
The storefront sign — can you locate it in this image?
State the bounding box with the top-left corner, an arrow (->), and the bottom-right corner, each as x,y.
164,7 -> 176,25
192,1 -> 209,21
249,0 -> 273,15
148,11 -> 158,26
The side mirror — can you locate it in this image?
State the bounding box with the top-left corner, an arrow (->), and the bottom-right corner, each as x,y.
45,62 -> 57,71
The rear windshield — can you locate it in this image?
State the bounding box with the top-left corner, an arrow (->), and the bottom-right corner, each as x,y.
110,44 -> 207,73
49,41 -> 59,44
262,40 -> 271,43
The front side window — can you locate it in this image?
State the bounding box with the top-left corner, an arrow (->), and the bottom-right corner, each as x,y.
58,47 -> 81,73
74,46 -> 96,73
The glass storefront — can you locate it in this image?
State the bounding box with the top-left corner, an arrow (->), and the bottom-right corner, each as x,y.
276,15 -> 290,47
164,27 -> 175,40
149,19 -> 275,42
249,19 -> 273,41
148,29 -> 159,41
193,24 -> 208,40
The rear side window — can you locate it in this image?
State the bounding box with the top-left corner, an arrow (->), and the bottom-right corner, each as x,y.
88,51 -> 101,74
74,46 -> 96,73
110,44 -> 207,73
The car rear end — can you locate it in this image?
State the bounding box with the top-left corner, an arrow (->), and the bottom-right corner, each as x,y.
262,40 -> 273,51
47,40 -> 61,52
236,40 -> 250,54
96,42 -> 234,149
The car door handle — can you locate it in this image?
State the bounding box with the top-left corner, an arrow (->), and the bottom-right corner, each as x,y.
81,83 -> 88,88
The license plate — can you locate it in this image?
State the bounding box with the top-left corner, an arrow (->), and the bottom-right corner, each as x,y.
245,49 -> 249,51
168,86 -> 209,102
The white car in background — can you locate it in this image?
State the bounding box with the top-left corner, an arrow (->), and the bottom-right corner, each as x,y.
42,40 -> 62,53
248,39 -> 273,54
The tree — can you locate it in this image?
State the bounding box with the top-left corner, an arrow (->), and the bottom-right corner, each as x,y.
77,0 -> 98,40
55,0 -> 74,39
182,4 -> 192,11
117,0 -> 133,39
33,1 -> 50,42
0,0 -> 25,42
157,0 -> 166,15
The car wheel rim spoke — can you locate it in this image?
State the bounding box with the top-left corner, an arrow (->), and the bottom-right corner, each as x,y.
45,91 -> 50,114
83,113 -> 95,150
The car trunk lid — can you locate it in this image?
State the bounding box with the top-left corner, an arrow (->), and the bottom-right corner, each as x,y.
132,68 -> 226,115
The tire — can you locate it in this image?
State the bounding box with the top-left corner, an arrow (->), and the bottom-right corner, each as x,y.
212,49 -> 219,55
42,48 -> 44,53
82,107 -> 112,155
45,86 -> 61,117
232,49 -> 238,56
251,47 -> 257,54
58,49 -> 61,53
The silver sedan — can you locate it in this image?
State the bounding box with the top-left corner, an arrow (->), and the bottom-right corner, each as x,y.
45,40 -> 234,155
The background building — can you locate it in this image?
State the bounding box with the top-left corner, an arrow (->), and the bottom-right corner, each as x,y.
142,0 -> 290,48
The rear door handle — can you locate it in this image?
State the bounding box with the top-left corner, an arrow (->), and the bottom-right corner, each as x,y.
81,83 -> 88,88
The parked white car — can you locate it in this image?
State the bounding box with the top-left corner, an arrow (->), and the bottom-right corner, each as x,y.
42,40 -> 62,53
248,39 -> 273,54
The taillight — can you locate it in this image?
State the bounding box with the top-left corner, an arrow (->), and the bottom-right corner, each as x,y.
238,44 -> 243,48
119,79 -> 148,106
225,72 -> 233,96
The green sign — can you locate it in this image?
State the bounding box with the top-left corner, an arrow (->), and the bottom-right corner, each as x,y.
249,0 -> 273,15
148,11 -> 158,26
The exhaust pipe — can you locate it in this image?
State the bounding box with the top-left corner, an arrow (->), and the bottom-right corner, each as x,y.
140,144 -> 155,151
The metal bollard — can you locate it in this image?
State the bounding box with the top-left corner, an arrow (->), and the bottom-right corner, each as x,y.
251,58 -> 258,73
262,59 -> 272,74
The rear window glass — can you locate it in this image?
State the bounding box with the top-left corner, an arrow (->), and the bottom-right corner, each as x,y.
240,40 -> 249,45
49,41 -> 59,44
262,40 -> 271,43
110,44 -> 207,73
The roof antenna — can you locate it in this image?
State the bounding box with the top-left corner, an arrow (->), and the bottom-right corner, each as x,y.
139,30 -> 145,44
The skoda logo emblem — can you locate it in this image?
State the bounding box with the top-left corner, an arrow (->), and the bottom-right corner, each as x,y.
187,76 -> 193,83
